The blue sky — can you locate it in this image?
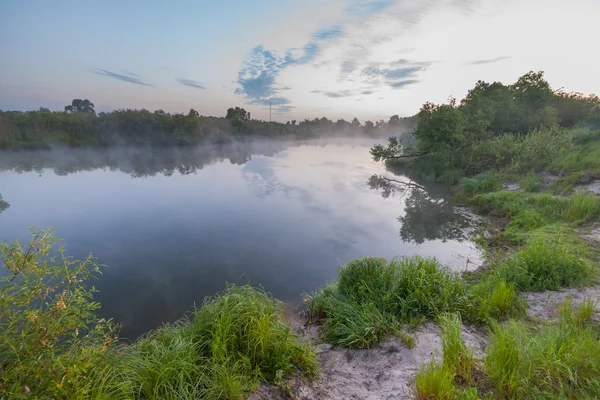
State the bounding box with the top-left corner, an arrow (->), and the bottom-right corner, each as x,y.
1,0 -> 598,121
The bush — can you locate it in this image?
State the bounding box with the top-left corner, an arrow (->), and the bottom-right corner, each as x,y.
1,230 -> 317,399
515,125 -> 574,171
0,229 -> 119,398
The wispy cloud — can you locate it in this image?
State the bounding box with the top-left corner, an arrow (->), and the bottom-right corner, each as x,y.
465,56 -> 511,65
92,69 -> 153,86
360,60 -> 428,88
389,79 -> 419,88
345,0 -> 397,16
177,78 -> 206,89
311,25 -> 343,41
311,89 -> 356,98
235,24 -> 345,111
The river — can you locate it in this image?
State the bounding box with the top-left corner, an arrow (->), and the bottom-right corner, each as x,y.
0,137 -> 480,338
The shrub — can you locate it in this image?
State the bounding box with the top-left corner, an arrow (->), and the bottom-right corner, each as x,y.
1,230 -> 317,400
516,125 -> 574,171
0,229 -> 119,398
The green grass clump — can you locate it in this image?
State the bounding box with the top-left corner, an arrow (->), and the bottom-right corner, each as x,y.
495,234 -> 593,291
470,190 -> 600,241
415,359 -> 454,400
311,257 -> 520,348
439,313 -> 474,385
107,285 -> 317,400
455,173 -> 502,202
485,299 -> 600,399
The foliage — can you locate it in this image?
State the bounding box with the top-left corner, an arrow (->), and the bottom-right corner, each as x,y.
414,100 -> 466,152
0,228 -> 119,398
0,230 -> 316,399
485,300 -> 600,399
370,71 -> 598,180
0,103 -> 415,149
494,234 -> 593,291
108,285 -> 317,400
309,257 -> 520,348
415,358 -> 454,400
64,99 -> 95,114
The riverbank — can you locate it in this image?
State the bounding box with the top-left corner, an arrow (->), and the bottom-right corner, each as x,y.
2,173 -> 599,399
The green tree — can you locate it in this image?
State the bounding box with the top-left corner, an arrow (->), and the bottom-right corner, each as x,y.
226,107 -> 250,121
64,99 -> 95,114
413,101 -> 466,151
188,108 -> 199,117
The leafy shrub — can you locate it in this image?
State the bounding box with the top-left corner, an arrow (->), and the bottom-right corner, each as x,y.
0,229 -> 119,398
1,230 -> 317,400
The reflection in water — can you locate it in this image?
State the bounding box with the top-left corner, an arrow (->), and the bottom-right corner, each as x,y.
0,139 -> 481,338
0,194 -> 8,214
0,140 -> 325,178
367,174 -> 472,244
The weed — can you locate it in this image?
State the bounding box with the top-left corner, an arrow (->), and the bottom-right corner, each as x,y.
415,358 -> 454,400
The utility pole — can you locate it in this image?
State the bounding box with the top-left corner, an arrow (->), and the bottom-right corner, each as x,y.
269,101 -> 272,122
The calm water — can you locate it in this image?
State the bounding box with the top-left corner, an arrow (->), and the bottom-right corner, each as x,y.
0,138 -> 480,338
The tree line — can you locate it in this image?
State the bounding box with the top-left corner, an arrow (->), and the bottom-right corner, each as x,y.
0,99 -> 416,149
371,71 -> 599,180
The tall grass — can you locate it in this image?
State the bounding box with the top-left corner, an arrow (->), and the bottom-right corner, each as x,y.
0,231 -> 317,400
105,285 -> 317,400
310,257 -> 520,348
495,233 -> 593,291
485,299 -> 600,399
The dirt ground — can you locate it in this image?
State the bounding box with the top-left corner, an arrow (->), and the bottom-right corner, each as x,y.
252,279 -> 600,400
250,321 -> 488,400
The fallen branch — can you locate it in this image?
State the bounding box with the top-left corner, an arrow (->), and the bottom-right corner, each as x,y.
385,150 -> 430,159
380,176 -> 426,190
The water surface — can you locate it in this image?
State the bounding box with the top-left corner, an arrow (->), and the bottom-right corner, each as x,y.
0,138 -> 480,338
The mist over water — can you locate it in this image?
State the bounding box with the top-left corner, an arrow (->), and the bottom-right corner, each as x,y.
0,137 -> 480,338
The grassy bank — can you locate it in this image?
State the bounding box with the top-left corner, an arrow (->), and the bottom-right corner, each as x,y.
0,231 -> 316,399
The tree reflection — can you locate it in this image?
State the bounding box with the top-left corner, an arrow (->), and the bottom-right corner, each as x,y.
0,140 -> 294,178
0,194 -> 9,214
367,174 -> 471,244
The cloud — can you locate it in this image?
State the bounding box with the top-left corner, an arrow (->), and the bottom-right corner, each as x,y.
235,24 -> 347,112
311,25 -> 343,41
345,0 -> 397,16
312,89 -> 356,98
362,90 -> 375,94
92,69 -> 153,86
389,79 -> 419,88
177,78 -> 206,89
465,56 -> 511,65
360,60 -> 429,88
341,60 -> 357,74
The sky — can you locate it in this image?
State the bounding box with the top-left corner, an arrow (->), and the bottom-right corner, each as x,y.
1,0 -> 599,122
